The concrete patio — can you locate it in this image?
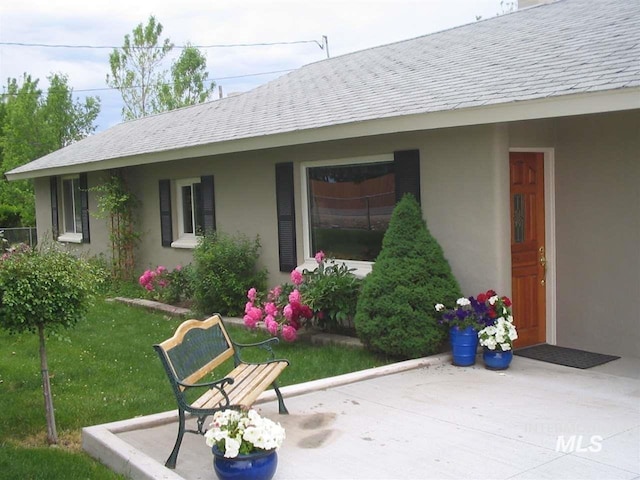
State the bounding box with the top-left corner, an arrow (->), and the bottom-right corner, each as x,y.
83,353 -> 640,480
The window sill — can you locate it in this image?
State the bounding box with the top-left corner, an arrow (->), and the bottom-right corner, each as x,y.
171,236 -> 200,249
57,233 -> 83,244
297,258 -> 373,279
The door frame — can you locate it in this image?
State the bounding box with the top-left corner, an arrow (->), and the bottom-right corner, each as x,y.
509,147 -> 557,345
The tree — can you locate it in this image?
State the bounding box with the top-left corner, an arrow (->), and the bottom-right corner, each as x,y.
0,246 -> 102,444
354,194 -> 462,359
159,44 -> 216,110
0,74 -> 99,226
107,16 -> 215,120
107,15 -> 173,120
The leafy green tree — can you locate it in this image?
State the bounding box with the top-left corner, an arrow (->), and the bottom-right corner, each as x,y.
0,74 -> 99,226
107,15 -> 173,120
0,246 -> 103,444
107,16 -> 215,120
354,194 -> 462,359
159,44 -> 216,110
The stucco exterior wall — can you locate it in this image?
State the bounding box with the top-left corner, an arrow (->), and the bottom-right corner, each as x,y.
510,110 -> 640,357
30,110 -> 638,357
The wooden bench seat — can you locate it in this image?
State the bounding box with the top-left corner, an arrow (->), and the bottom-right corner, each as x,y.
154,314 -> 289,469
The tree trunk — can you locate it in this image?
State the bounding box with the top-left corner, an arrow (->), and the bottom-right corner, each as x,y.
38,323 -> 58,444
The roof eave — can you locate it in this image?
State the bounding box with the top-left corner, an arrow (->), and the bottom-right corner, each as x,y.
7,87 -> 639,181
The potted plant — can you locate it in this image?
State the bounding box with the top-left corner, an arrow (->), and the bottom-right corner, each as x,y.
477,294 -> 518,370
204,408 -> 285,480
435,290 -> 504,366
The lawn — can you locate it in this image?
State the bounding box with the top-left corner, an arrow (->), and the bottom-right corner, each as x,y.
0,298 -> 391,479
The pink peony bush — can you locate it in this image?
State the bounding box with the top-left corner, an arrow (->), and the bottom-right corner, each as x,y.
243,251 -> 361,341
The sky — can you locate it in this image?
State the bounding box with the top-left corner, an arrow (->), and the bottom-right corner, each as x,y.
0,0 -> 514,131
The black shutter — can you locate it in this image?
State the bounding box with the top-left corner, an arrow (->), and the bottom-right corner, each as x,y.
79,173 -> 90,243
275,163 -> 297,272
200,175 -> 216,234
50,176 -> 59,240
394,149 -> 421,204
159,179 -> 173,247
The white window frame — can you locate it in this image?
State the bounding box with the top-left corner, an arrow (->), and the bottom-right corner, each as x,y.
299,154 -> 394,277
58,175 -> 83,243
171,177 -> 202,249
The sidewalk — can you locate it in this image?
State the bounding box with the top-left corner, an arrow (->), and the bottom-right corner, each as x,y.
83,354 -> 640,480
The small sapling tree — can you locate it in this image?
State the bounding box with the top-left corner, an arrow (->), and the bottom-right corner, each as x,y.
0,245 -> 101,444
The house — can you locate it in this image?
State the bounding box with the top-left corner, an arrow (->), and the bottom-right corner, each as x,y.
6,0 -> 639,357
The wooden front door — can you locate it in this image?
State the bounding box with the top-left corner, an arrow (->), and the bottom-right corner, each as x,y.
510,152 -> 546,347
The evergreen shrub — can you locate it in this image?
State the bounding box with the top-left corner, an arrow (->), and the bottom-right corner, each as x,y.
354,194 -> 462,358
192,232 -> 267,316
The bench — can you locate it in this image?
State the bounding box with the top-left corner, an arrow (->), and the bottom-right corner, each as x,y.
154,314 -> 289,469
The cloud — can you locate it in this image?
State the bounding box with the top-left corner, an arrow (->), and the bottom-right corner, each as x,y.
0,0 -> 505,130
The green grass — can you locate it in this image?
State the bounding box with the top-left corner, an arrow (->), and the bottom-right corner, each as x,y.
0,298 -> 391,478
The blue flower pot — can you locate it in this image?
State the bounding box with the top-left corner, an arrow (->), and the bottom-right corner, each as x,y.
482,348 -> 513,370
450,326 -> 478,366
212,446 -> 278,480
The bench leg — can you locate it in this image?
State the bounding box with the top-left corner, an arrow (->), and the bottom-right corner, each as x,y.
273,381 -> 289,414
165,408 -> 186,469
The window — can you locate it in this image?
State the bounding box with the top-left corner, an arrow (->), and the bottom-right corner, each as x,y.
51,174 -> 89,244
303,155 -> 395,263
62,177 -> 82,235
177,178 -> 204,237
277,150 -> 419,275
159,175 -> 215,249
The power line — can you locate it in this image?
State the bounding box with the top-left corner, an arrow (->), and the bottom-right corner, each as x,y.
0,68 -> 297,98
0,39 -> 324,50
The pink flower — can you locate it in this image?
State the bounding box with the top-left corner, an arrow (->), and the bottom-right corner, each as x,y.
144,283 -> 154,291
265,317 -> 279,336
247,288 -> 257,302
314,251 -> 325,264
264,302 -> 278,317
156,265 -> 167,274
248,306 -> 263,322
288,289 -> 301,304
282,325 -> 297,342
245,301 -> 254,314
269,286 -> 282,301
283,303 -> 294,320
243,314 -> 258,329
290,269 -> 303,285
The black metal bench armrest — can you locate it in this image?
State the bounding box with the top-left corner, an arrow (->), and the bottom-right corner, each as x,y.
232,337 -> 279,364
177,376 -> 234,390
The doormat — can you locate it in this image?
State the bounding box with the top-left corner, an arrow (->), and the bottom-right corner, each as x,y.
514,344 -> 620,369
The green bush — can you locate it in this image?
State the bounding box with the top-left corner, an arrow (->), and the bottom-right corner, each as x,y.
300,254 -> 362,332
0,204 -> 23,227
354,194 -> 462,359
193,232 -> 267,316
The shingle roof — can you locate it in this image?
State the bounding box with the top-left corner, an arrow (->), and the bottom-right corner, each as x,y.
8,0 -> 640,178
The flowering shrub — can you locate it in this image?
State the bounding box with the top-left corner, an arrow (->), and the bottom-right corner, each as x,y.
204,409 -> 285,458
244,251 -> 361,341
436,290 -> 513,331
138,264 -> 193,304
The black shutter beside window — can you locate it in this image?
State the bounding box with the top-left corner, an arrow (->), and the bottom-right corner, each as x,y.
159,179 -> 173,247
200,175 -> 216,235
79,173 -> 90,243
275,163 -> 297,272
50,176 -> 59,240
394,149 -> 421,204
